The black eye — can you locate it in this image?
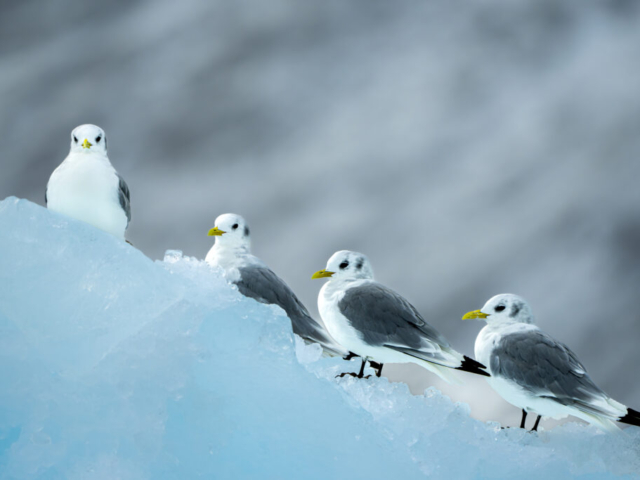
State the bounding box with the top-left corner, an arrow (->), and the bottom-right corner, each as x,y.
95,136 -> 101,143
232,224 -> 238,230
73,136 -> 78,143
339,261 -> 349,269
495,305 -> 506,312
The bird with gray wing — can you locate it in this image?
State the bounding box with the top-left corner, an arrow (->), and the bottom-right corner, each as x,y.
463,293 -> 640,432
312,250 -> 489,382
46,124 -> 131,240
205,213 -> 348,357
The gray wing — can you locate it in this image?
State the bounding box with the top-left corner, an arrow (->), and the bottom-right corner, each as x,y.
236,265 -> 346,356
491,331 -> 610,415
116,174 -> 131,225
338,283 -> 455,363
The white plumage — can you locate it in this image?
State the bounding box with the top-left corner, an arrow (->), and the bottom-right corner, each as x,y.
46,124 -> 130,240
465,293 -> 639,432
206,214 -> 348,357
314,250 -> 489,383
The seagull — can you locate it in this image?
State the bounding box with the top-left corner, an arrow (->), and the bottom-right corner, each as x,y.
312,250 -> 489,382
205,213 -> 348,357
46,124 -> 131,240
463,293 -> 640,432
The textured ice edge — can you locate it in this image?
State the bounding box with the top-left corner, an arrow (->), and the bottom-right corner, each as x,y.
0,197 -> 639,480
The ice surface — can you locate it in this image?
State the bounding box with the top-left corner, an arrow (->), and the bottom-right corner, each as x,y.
0,197 -> 639,479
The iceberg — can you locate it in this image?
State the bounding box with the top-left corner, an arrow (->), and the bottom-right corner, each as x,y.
0,197 -> 638,479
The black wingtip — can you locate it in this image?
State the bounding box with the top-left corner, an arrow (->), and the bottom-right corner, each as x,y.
619,408 -> 640,427
456,356 -> 491,377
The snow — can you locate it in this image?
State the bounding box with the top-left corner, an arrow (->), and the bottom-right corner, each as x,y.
0,197 -> 639,480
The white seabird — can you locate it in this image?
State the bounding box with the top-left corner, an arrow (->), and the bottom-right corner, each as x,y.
463,293 -> 640,432
46,124 -> 131,240
205,213 -> 348,357
312,250 -> 489,382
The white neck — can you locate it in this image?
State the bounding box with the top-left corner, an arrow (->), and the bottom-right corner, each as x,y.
205,241 -> 250,267
485,318 -> 532,329
215,240 -> 249,255
65,150 -> 111,165
322,277 -> 369,299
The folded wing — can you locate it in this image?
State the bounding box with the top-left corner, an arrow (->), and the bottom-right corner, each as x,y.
237,265 -> 347,356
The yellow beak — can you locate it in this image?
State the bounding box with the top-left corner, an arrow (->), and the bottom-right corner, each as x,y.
82,138 -> 92,149
462,309 -> 489,320
208,227 -> 226,236
311,269 -> 335,279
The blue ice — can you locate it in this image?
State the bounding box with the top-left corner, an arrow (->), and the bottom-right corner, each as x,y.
0,197 -> 638,479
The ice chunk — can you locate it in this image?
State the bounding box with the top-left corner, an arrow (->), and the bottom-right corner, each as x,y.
0,198 -> 420,479
0,197 -> 639,479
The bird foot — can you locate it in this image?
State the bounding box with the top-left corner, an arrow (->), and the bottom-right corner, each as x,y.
368,361 -> 383,377
335,372 -> 371,379
499,426 -> 538,432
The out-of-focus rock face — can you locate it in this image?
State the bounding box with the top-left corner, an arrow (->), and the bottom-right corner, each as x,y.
1,0 -> 639,424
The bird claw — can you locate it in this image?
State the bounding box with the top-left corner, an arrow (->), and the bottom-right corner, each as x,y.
368,361 -> 383,377
335,372 -> 371,379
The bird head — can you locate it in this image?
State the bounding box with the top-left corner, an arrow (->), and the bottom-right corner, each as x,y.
70,124 -> 107,155
312,250 -> 373,281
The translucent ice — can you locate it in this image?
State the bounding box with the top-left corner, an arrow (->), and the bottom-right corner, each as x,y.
0,197 -> 639,479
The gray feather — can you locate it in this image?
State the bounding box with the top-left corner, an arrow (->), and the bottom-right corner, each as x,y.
491,331 -> 610,414
236,265 -> 345,356
117,174 -> 131,225
338,283 -> 453,362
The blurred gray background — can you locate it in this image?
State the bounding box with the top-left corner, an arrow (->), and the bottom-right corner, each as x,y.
2,0 -> 640,428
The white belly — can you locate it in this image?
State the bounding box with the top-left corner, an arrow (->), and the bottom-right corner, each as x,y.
485,376 -> 571,419
47,156 -> 127,239
321,307 -> 422,365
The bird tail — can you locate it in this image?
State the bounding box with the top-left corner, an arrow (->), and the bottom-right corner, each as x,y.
425,362 -> 465,386
581,413 -> 621,434
455,356 -> 491,377
384,346 -> 489,384
619,408 -> 640,428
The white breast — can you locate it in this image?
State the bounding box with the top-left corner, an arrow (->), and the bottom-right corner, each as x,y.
205,246 -> 258,284
47,153 -> 127,239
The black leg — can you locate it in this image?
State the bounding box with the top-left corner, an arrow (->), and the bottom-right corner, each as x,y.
531,415 -> 541,432
369,361 -> 384,377
343,351 -> 358,361
357,358 -> 367,378
336,358 -> 369,379
520,410 -> 528,429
